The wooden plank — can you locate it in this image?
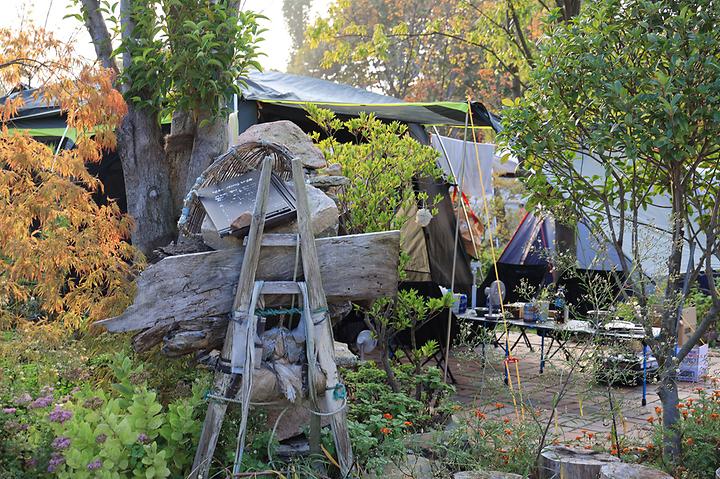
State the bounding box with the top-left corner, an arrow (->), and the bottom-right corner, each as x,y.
243,233 -> 298,247
190,157 -> 273,479
96,230 -> 400,333
291,159 -> 354,476
261,281 -> 302,295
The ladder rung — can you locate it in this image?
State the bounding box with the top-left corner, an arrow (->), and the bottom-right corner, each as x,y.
243,234 -> 298,247
261,281 -> 301,294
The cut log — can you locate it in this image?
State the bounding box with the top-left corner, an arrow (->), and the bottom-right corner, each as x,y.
599,463 -> 673,479
538,446 -> 620,479
96,230 -> 399,333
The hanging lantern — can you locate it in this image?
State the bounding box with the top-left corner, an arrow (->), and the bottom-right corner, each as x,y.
415,207 -> 433,227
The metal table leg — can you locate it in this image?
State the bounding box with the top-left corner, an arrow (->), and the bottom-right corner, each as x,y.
540,332 -> 546,374
642,344 -> 648,406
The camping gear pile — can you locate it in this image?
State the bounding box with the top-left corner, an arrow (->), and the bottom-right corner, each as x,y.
97,121 -> 403,476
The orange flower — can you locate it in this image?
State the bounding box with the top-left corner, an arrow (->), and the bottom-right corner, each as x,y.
682,410 -> 689,419
646,443 -> 655,450
686,398 -> 695,406
647,416 -> 655,424
584,445 -> 592,450
575,435 -> 583,441
610,446 -> 618,455
655,406 -> 662,415
503,417 -> 510,424
677,403 -> 685,409
474,410 -> 486,420
710,413 -> 719,420
404,421 -> 413,426
686,438 -> 694,446
587,433 -> 594,440
380,427 -> 391,435
622,447 -> 630,454
504,428 -> 512,435
383,413 -> 393,420
636,447 -> 647,453
494,402 -> 505,409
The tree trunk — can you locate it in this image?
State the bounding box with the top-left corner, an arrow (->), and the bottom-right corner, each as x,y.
656,165 -> 686,464
185,110 -> 228,195
117,107 -> 176,255
165,110 -> 196,216
658,370 -> 682,461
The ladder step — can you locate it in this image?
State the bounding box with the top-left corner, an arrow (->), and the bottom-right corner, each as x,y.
261,281 -> 301,294
243,234 -> 298,247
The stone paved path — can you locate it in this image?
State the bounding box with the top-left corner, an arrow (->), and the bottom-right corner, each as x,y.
447,330 -> 720,445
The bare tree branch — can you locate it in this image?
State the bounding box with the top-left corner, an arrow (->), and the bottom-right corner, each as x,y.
79,0 -> 118,74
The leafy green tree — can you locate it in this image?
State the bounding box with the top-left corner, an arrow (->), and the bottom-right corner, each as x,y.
76,0 -> 263,253
293,0 -> 580,104
500,0 -> 720,464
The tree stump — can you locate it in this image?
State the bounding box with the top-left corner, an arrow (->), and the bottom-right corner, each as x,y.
453,471 -> 524,479
538,446 -> 620,479
600,463 -> 672,478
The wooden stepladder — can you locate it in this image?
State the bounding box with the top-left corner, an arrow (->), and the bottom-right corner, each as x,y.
189,157 -> 354,478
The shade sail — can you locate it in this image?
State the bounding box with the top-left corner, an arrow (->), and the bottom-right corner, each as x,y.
241,71 -> 501,129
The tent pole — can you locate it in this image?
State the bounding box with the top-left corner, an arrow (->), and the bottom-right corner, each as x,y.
443,113 -> 469,383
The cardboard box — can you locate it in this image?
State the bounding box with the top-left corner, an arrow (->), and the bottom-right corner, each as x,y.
677,344 -> 709,382
679,306 -> 697,346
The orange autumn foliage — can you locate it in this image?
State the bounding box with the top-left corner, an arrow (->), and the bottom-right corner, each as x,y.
0,27 -> 140,328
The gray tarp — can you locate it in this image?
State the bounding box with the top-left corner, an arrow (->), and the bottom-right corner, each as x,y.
240,71 -> 500,129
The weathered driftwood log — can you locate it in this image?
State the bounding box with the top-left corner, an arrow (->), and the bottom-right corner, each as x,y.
599,463 -> 673,479
538,446 -> 620,479
96,231 -> 399,334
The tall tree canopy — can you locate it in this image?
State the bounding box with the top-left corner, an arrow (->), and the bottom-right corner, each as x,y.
77,0 -> 263,253
0,27 -> 138,327
288,0 -> 575,104
501,0 -> 720,464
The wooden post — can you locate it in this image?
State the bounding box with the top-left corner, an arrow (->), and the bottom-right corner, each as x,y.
190,157 -> 274,479
291,159 -> 354,476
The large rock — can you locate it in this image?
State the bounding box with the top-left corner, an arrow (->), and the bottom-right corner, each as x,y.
364,454 -> 434,479
599,463 -> 673,479
201,182 -> 338,249
454,472 -> 524,479
235,120 -> 327,169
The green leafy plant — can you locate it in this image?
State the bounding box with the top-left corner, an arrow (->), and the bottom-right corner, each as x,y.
307,104 -> 443,235
113,0 -> 265,121
341,361 -> 456,475
361,289 -> 452,394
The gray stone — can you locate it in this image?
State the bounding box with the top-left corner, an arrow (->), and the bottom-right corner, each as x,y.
364,454 -> 434,479
320,163 -> 343,176
334,340 -> 358,367
453,472 -> 524,479
308,175 -> 350,189
235,120 -> 327,169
